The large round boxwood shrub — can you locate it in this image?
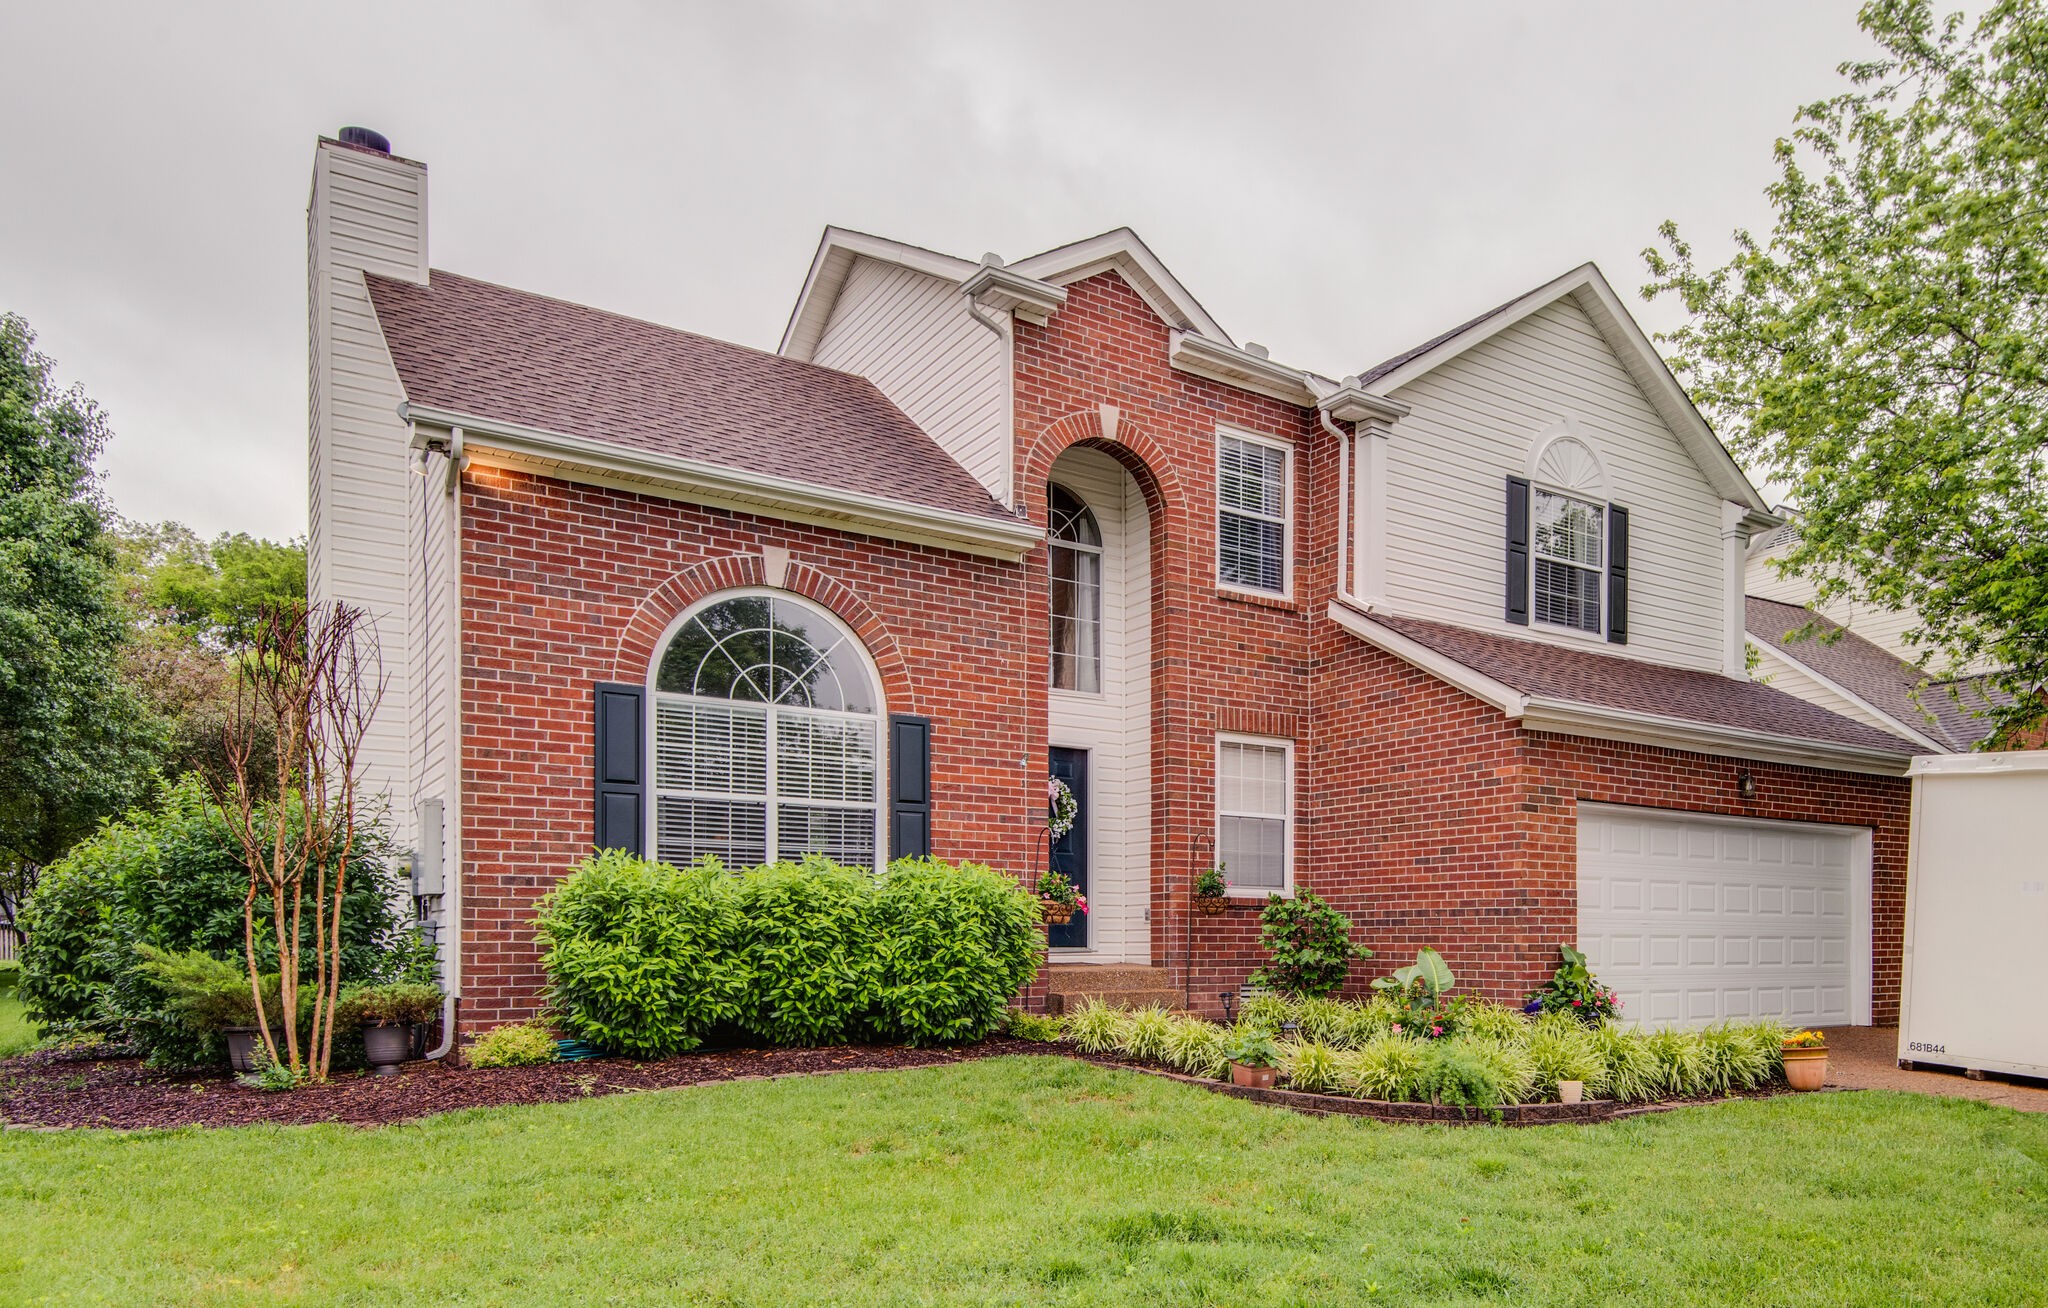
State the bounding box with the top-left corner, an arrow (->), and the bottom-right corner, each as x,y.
534,850 -> 748,1058
867,857 -> 1041,1046
734,858 -> 879,1046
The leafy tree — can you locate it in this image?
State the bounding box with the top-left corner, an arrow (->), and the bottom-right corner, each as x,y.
0,313 -> 161,935
1645,0 -> 2048,741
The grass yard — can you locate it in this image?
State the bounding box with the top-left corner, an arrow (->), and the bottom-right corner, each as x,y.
2,1057 -> 2045,1306
0,989 -> 33,1060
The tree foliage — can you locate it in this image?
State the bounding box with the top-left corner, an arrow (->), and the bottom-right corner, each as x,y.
1645,0 -> 2048,739
0,313 -> 161,922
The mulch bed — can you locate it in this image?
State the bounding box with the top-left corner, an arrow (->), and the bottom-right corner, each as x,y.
0,1039 -> 1043,1131
0,1038 -> 1800,1132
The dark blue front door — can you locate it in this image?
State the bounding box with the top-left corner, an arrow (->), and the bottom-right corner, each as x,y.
1048,747 -> 1089,949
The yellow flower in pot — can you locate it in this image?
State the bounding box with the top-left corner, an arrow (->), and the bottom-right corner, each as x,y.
1781,1028 -> 1828,1091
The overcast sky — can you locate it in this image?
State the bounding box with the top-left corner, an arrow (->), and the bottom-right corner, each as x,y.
0,1 -> 1883,540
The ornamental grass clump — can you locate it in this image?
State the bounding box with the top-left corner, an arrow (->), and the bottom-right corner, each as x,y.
1161,1015 -> 1229,1079
1290,996 -> 1354,1047
1524,1015 -> 1608,1100
1337,1034 -> 1428,1101
1590,1024 -> 1661,1103
1064,999 -> 1129,1055
1646,1026 -> 1713,1100
1280,1040 -> 1343,1095
1118,1005 -> 1175,1064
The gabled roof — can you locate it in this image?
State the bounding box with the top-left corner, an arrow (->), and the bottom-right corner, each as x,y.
779,225 -> 1232,364
1746,597 -> 2002,752
1355,264 -> 1772,518
365,270 -> 1022,532
1329,604 -> 1918,774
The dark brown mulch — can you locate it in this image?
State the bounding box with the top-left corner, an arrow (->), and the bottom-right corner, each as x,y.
0,1038 -> 1045,1132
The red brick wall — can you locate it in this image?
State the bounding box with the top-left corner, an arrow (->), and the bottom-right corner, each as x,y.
456,465 -> 1040,1030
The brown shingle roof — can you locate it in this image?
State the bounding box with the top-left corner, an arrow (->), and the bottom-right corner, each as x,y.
1367,613 -> 1919,757
364,270 -> 1012,523
1745,596 -> 2001,751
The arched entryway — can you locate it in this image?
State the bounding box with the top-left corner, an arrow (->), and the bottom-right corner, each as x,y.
1045,444 -> 1153,961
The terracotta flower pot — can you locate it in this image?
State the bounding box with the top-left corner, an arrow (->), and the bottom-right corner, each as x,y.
1558,1080 -> 1584,1105
1193,895 -> 1229,917
1230,1061 -> 1277,1089
1783,1046 -> 1827,1091
1040,898 -> 1076,925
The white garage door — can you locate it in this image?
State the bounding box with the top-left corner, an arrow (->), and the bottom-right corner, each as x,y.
1577,805 -> 1867,1029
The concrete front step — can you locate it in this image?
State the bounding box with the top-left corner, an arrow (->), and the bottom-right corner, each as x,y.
1046,988 -> 1183,1015
1043,964 -> 1181,1015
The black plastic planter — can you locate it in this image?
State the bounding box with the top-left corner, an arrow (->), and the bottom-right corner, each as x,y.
363,1023 -> 413,1076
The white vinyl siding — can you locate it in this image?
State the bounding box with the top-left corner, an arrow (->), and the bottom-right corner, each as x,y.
1217,736 -> 1292,893
1217,431 -> 1290,596
812,256 -> 1010,503
309,140 -> 429,842
1382,296 -> 1725,672
1046,447 -> 1152,963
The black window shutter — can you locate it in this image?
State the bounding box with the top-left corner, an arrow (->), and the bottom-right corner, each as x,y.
889,714 -> 932,862
592,682 -> 646,857
1505,476 -> 1531,625
1606,505 -> 1630,644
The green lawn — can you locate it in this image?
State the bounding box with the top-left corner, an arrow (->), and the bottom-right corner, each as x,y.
2,1057 -> 2044,1306
0,988 -> 33,1059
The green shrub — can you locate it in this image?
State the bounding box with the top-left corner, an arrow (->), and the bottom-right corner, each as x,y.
17,776 -> 427,1065
535,851 -> 748,1059
469,1021 -> 559,1068
1417,1037 -> 1524,1111
1118,1005 -> 1174,1063
130,944 -> 282,1034
1248,890 -> 1369,997
1338,1034 -> 1428,1101
1001,1009 -> 1063,1042
333,983 -> 442,1028
1161,1016 -> 1228,1079
1281,1040 -> 1342,1094
734,858 -> 878,1045
867,857 -> 1041,1046
1064,999 -> 1127,1054
1524,1014 -> 1608,1100
1590,1024 -> 1661,1103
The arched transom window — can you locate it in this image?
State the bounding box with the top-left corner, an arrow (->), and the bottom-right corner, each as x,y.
1048,483 -> 1103,693
652,593 -> 883,868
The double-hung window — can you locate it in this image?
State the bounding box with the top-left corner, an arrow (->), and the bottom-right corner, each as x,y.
1216,736 -> 1292,893
1217,432 -> 1290,595
651,594 -> 883,869
1531,488 -> 1604,634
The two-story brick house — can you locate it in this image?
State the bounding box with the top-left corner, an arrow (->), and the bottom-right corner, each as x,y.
306,130 -> 1919,1038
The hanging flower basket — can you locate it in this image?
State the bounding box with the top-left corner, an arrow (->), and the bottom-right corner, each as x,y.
1036,871 -> 1086,927
1194,895 -> 1230,917
1040,898 -> 1076,926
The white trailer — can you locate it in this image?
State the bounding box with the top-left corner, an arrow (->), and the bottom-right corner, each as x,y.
1898,751 -> 2048,1080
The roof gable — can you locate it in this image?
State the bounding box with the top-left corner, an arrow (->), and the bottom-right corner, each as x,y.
1360,264 -> 1769,516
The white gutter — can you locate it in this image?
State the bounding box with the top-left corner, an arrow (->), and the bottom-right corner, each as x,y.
1327,600 -> 1915,776
399,403 -> 1043,562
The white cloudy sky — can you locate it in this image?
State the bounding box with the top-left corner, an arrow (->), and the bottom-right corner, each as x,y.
0,0 -> 1883,540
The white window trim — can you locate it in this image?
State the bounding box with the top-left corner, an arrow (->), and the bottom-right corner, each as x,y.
642,586 -> 889,868
1048,480 -> 1106,699
1215,732 -> 1295,898
1214,427 -> 1294,601
1529,484 -> 1609,642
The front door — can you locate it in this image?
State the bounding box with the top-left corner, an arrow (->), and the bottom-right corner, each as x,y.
1048,747 -> 1089,949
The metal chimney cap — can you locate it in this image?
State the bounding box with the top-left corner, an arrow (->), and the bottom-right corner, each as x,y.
338,126 -> 391,153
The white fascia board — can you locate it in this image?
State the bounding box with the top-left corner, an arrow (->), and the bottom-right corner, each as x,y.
1368,263 -> 1770,514
1011,228 -> 1233,343
407,405 -> 1042,562
1747,640 -> 1952,753
1909,750 -> 2048,777
1519,697 -> 1917,777
1170,331 -> 1318,407
779,227 -> 981,361
1325,601 -> 1528,717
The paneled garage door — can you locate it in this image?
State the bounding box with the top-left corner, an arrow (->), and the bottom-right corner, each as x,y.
1577,805 -> 1868,1029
